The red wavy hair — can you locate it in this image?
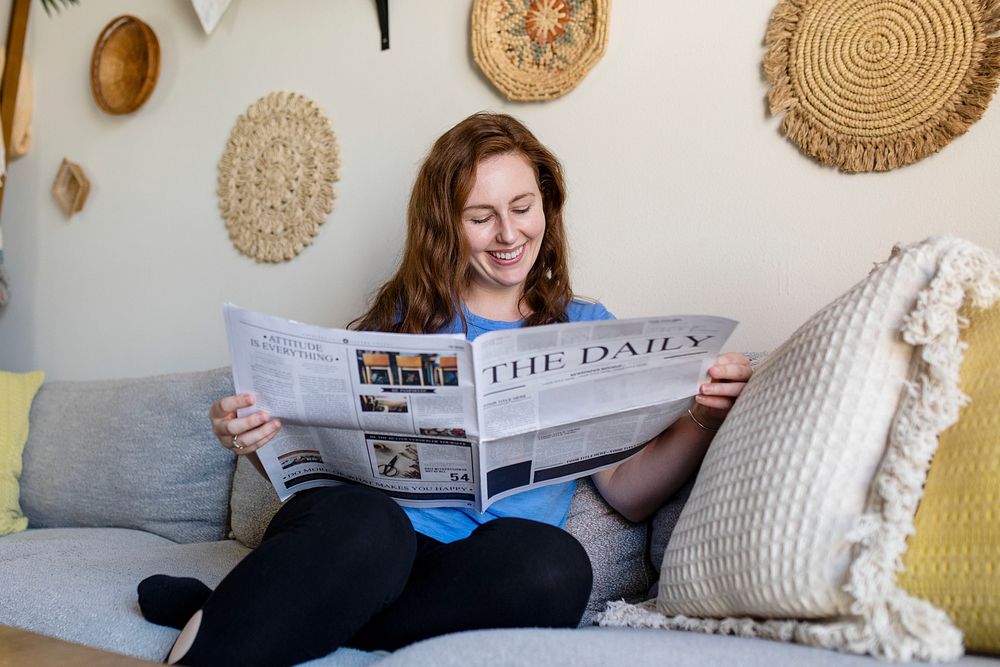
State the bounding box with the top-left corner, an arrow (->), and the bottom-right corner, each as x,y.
351,112 -> 573,334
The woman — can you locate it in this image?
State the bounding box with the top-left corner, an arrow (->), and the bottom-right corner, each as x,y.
140,112 -> 752,666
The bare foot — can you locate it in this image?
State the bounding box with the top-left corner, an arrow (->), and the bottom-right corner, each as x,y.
167,610 -> 202,665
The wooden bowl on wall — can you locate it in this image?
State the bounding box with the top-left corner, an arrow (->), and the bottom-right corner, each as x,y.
90,15 -> 160,115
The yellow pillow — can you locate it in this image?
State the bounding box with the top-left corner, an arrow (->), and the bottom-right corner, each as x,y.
900,301 -> 1000,653
0,370 -> 44,536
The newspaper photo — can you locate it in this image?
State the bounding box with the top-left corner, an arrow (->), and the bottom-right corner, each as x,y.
224,303 -> 737,512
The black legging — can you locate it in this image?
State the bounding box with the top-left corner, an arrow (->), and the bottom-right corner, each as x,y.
177,485 -> 593,666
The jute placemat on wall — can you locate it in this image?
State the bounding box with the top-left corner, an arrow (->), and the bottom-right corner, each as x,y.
472,0 -> 610,102
764,0 -> 1000,172
218,92 -> 340,262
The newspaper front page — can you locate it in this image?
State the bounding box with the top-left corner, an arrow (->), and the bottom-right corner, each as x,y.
224,304 -> 737,512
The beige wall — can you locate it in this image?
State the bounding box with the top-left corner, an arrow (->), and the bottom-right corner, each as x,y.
0,0 -> 998,380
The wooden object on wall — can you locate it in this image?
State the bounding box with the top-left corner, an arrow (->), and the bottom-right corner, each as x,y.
90,15 -> 160,115
0,0 -> 29,195
51,158 -> 90,216
0,50 -> 34,160
0,0 -> 29,308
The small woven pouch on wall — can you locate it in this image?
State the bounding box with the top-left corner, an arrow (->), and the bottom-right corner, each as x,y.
218,92 -> 340,263
598,236 -> 1000,661
471,0 -> 610,101
764,0 -> 1000,172
898,300 -> 1000,654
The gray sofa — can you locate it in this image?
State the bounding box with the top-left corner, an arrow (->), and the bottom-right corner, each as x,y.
0,367 -> 995,666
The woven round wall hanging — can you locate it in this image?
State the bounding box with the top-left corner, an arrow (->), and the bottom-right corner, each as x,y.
471,0 -> 610,102
218,92 -> 340,262
764,0 -> 1000,172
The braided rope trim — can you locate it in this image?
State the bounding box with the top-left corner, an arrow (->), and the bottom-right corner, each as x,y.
471,0 -> 610,102
218,92 -> 340,263
764,0 -> 1000,172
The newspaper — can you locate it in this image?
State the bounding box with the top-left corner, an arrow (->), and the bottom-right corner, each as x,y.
224,303 -> 737,512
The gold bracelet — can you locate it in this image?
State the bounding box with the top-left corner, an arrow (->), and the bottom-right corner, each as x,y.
687,408 -> 720,432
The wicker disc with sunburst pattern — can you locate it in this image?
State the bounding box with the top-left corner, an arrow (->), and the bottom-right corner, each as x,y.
764,0 -> 1000,172
472,0 -> 610,102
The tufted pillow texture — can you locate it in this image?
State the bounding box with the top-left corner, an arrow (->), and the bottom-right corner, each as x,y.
646,352 -> 768,596
20,368 -> 237,544
645,476 -> 693,598
598,236 -> 1000,661
0,370 -> 44,536
898,300 -> 1000,654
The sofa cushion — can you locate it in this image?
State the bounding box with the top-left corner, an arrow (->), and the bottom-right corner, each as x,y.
20,368 -> 237,543
565,477 -> 654,624
372,626 -> 979,667
898,300 -> 1000,654
0,527 -> 384,667
0,370 -> 43,536
229,452 -> 283,547
601,237 -> 1000,661
0,528 -> 248,661
229,456 -> 653,624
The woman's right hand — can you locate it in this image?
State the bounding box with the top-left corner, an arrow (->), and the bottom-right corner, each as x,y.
209,393 -> 281,456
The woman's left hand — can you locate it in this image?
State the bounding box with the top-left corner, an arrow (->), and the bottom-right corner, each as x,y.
692,352 -> 753,428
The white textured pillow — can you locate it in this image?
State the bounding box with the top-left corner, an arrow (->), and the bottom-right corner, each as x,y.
599,236 -> 1000,661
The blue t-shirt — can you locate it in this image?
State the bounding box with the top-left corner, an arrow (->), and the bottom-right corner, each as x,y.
404,299 -> 616,543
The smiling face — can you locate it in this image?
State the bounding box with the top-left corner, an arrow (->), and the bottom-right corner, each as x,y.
461,152 -> 546,316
